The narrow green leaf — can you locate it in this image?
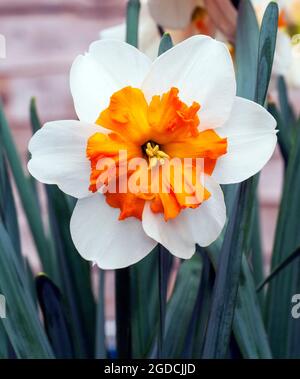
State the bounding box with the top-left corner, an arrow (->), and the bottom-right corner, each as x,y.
257,246 -> 300,292
0,323 -> 8,358
185,249 -> 215,358
130,246 -> 159,358
0,151 -> 22,260
46,185 -> 96,358
95,269 -> 106,358
250,198 -> 265,307
164,253 -> 203,358
236,0 -> 259,99
30,97 -> 41,134
268,102 -> 289,164
126,0 -> 140,48
266,119 -> 300,358
208,244 -> 272,359
158,33 -> 173,56
157,245 -> 172,358
36,274 -> 74,359
202,182 -> 251,358
0,101 -> 54,275
0,222 -> 54,358
255,2 -> 278,104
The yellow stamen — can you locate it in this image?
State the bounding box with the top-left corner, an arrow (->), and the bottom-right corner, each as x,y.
145,142 -> 170,167
292,34 -> 300,46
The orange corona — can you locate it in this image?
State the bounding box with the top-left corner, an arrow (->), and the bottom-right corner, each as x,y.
86,86 -> 227,221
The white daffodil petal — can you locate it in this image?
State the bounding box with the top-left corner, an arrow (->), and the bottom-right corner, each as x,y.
142,175 -> 226,257
142,35 -> 236,130
212,97 -> 277,184
28,120 -> 103,198
70,40 -> 152,123
148,0 -> 197,30
70,194 -> 156,269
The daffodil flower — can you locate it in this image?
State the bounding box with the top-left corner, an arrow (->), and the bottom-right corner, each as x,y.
28,36 -> 277,269
252,0 -> 300,89
100,0 -> 216,60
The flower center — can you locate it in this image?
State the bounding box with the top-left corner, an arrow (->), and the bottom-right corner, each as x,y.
144,141 -> 170,168
86,86 -> 227,221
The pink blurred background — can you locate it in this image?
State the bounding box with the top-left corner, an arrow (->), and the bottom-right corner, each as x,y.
0,0 -> 298,319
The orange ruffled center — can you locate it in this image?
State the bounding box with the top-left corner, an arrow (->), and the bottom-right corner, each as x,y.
86,86 -> 227,221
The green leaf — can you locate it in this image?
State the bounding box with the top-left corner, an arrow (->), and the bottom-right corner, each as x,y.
266,120 -> 300,358
36,274 -> 74,359
255,2 -> 278,104
0,222 -> 54,358
250,198 -> 265,307
164,253 -> 203,358
236,0 -> 259,99
0,323 -> 8,358
268,102 -> 289,164
157,245 -> 172,358
30,97 -> 41,134
46,185 -> 96,358
130,246 -> 159,358
234,257 -> 271,358
126,0 -> 140,48
0,101 -> 54,275
185,250 -> 215,358
0,150 -> 22,260
202,182 -> 253,358
95,269 -> 106,358
158,33 -> 173,56
257,246 -> 300,292
208,244 -> 272,358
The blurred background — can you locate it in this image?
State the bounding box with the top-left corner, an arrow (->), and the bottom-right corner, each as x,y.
0,0 -> 299,332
